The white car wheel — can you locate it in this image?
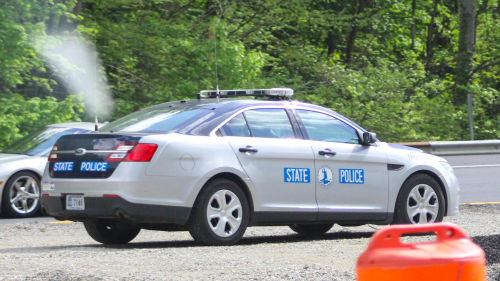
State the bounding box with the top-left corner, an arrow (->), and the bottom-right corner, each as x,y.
206,190 -> 243,237
393,174 -> 445,225
188,178 -> 249,246
406,184 -> 439,224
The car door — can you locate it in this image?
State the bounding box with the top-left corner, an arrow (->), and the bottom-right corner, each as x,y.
220,108 -> 317,222
294,109 -> 389,222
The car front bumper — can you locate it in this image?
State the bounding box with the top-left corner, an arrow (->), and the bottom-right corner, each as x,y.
445,172 -> 460,216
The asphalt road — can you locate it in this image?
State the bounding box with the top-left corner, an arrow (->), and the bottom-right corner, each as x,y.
443,154 -> 500,204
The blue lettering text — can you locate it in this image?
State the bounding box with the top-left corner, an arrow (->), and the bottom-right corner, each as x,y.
339,169 -> 364,184
80,162 -> 108,172
284,168 -> 310,183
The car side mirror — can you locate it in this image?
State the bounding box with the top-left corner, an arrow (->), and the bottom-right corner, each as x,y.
362,132 -> 377,146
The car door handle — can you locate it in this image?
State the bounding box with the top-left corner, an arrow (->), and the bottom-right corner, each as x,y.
239,146 -> 258,153
319,150 -> 336,156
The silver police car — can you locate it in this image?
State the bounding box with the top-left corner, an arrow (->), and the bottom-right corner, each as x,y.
41,88 -> 459,246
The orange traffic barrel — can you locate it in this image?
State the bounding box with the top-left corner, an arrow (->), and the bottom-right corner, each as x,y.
357,223 -> 485,281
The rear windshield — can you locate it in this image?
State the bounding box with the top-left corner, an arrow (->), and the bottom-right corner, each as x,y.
100,107 -> 212,133
2,127 -> 90,157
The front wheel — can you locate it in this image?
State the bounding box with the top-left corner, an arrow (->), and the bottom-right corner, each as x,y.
84,220 -> 141,244
393,174 -> 445,224
188,178 -> 250,246
289,224 -> 334,235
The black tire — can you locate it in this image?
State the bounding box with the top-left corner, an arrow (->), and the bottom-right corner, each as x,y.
289,223 -> 334,235
1,171 -> 41,218
188,178 -> 250,246
393,173 -> 445,225
84,220 -> 141,244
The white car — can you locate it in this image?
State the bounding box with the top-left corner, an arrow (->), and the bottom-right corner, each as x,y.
41,88 -> 459,246
0,123 -> 101,218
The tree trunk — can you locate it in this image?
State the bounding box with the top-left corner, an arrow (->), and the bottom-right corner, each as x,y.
454,0 -> 476,106
326,31 -> 336,56
345,0 -> 369,64
31,69 -> 39,98
411,0 -> 416,50
57,0 -> 84,34
161,1 -> 175,19
47,1 -> 57,35
426,0 -> 438,67
72,0 -> 83,17
346,26 -> 359,64
57,14 -> 69,34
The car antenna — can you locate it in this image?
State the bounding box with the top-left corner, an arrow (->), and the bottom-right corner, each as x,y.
95,116 -> 99,132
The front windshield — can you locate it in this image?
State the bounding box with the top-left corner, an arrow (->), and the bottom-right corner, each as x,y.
2,127 -> 90,157
100,107 -> 212,133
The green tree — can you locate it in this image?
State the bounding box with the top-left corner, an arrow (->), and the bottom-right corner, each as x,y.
2,0 -> 500,146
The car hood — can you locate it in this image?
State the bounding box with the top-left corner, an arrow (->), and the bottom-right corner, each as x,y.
0,153 -> 36,165
381,142 -> 446,163
386,143 -> 423,153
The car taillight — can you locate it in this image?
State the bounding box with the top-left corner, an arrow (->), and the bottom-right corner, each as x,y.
123,144 -> 158,162
48,144 -> 59,162
107,143 -> 136,162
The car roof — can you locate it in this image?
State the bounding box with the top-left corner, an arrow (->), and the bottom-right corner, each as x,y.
147,98 -> 330,113
141,98 -> 364,136
47,122 -> 106,131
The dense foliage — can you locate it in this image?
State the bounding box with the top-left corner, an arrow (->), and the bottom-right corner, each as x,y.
1,0 -> 500,148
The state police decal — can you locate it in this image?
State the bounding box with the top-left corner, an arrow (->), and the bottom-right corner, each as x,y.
284,168 -> 310,183
318,165 -> 333,188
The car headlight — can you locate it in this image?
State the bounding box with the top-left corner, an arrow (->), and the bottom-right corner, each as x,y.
440,162 -> 454,174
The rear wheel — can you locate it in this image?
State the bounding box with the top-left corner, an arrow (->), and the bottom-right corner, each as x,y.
393,174 -> 445,224
188,178 -> 250,246
289,223 -> 334,235
1,172 -> 41,218
84,220 -> 141,244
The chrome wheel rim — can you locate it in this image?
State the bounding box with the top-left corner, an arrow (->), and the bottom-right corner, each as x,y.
406,184 -> 439,224
206,190 -> 243,237
9,176 -> 39,214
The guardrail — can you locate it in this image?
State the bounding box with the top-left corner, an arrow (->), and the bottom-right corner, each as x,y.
396,140 -> 500,156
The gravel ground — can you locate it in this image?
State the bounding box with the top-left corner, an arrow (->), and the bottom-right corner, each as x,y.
0,204 -> 498,281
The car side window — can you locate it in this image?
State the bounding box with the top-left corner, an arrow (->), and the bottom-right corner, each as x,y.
221,113 -> 251,137
244,109 -> 295,139
296,110 -> 359,144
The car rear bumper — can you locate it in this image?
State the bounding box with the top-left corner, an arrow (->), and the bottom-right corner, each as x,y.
41,196 -> 191,225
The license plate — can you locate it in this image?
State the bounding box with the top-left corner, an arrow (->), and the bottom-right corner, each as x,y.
66,195 -> 85,210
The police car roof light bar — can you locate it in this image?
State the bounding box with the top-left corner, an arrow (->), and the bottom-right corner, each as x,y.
198,88 -> 293,99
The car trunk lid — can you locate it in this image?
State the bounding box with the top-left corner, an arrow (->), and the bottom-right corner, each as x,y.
49,134 -> 142,179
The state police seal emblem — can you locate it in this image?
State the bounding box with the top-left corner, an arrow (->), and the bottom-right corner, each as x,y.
318,165 -> 333,188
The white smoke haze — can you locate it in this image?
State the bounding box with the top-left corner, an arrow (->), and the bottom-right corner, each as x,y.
37,36 -> 113,121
